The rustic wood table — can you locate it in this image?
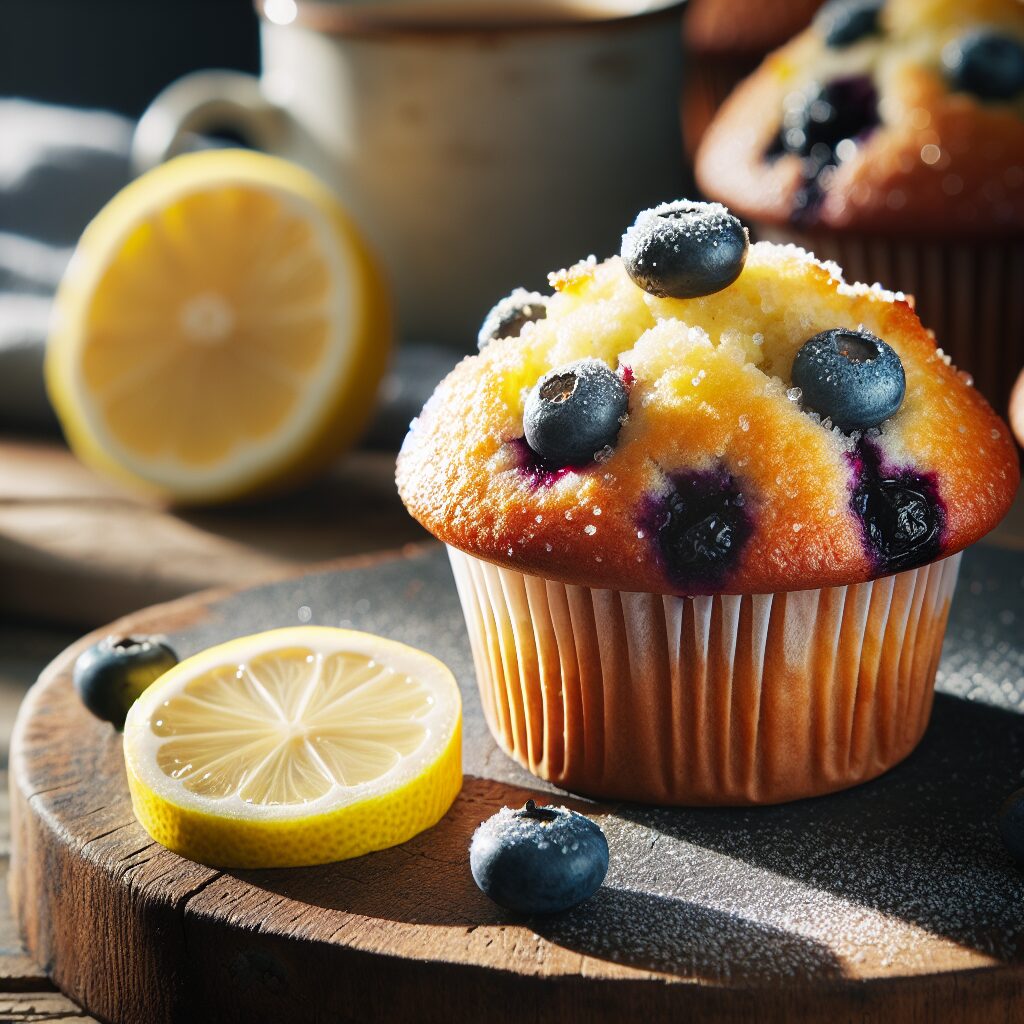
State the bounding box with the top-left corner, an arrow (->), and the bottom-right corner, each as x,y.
0,436 -> 425,1020
2,438 -> 1023,1023
0,623 -> 91,1022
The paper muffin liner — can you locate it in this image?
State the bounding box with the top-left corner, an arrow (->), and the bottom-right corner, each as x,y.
448,546 -> 962,805
752,225 -> 1024,417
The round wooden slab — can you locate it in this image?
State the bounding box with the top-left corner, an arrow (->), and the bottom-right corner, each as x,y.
10,543 -> 1024,1024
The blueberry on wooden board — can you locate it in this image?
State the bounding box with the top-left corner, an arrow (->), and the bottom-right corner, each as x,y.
620,201 -> 748,299
470,800 -> 609,914
73,635 -> 178,728
791,327 -> 905,431
523,359 -> 629,468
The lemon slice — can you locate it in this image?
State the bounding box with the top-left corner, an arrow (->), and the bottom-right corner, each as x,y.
123,628 -> 462,868
46,150 -> 390,504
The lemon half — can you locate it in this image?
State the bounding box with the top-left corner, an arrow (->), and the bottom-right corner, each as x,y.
123,628 -> 462,868
47,150 -> 390,504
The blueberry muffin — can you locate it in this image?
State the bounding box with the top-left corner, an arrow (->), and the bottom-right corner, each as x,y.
683,0 -> 825,158
695,0 -> 1024,414
397,201 -> 1018,805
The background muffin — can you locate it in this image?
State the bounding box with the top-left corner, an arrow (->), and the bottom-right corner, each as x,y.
398,202 -> 1018,806
682,0 -> 825,158
695,0 -> 1024,414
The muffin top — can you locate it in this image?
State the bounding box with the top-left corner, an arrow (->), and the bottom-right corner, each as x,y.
695,0 -> 1024,237
397,202 -> 1018,597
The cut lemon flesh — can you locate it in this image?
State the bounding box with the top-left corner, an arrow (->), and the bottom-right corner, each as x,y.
47,150 -> 390,504
123,628 -> 462,868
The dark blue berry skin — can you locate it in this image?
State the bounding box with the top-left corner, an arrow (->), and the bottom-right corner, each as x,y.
523,359 -> 629,468
999,789 -> 1024,866
478,290 -> 548,351
815,0 -> 884,48
470,800 -> 609,914
792,328 -> 905,431
943,31 -> 1024,102
780,77 -> 881,160
644,469 -> 752,592
73,636 -> 178,728
849,440 -> 944,576
771,75 -> 880,220
620,201 -> 749,299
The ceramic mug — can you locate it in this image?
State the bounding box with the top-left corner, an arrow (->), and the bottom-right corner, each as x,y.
132,0 -> 687,346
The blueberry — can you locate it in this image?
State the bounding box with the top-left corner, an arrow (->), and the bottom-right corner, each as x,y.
523,359 -> 628,468
478,289 -> 549,351
850,441 -> 944,576
769,75 -> 880,221
469,800 -> 609,914
792,328 -> 905,431
999,788 -> 1024,866
73,635 -> 178,728
780,77 -> 880,161
943,30 -> 1024,102
815,0 -> 884,48
646,469 -> 752,591
620,200 -> 748,299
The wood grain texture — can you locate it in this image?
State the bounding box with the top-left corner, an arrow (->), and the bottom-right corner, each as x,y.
9,544 -> 1024,1024
0,438 -> 426,627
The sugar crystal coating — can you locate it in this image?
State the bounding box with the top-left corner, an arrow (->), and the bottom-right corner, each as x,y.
470,802 -> 609,914
523,358 -> 629,469
478,288 -> 549,351
621,201 -> 749,299
397,221 -> 1018,596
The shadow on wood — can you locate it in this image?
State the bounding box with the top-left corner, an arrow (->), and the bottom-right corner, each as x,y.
616,694 -> 1024,963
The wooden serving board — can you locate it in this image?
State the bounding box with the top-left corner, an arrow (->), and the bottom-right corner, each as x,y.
9,543 -> 1024,1024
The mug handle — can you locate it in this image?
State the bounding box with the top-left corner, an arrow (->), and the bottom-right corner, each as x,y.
131,70 -> 287,176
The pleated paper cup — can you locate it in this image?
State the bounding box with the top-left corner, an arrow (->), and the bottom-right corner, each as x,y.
448,546 -> 961,805
753,224 -> 1024,417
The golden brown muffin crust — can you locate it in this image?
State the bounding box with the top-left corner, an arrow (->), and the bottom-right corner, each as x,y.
398,243 -> 1018,595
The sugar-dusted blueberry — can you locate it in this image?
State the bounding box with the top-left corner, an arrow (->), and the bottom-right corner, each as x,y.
792,328 -> 905,431
849,440 -> 944,576
523,359 -> 628,468
645,468 -> 752,591
620,200 -> 748,299
815,0 -> 884,48
469,800 -> 609,914
943,30 -> 1024,102
73,635 -> 179,728
999,788 -> 1024,867
478,288 -> 549,351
